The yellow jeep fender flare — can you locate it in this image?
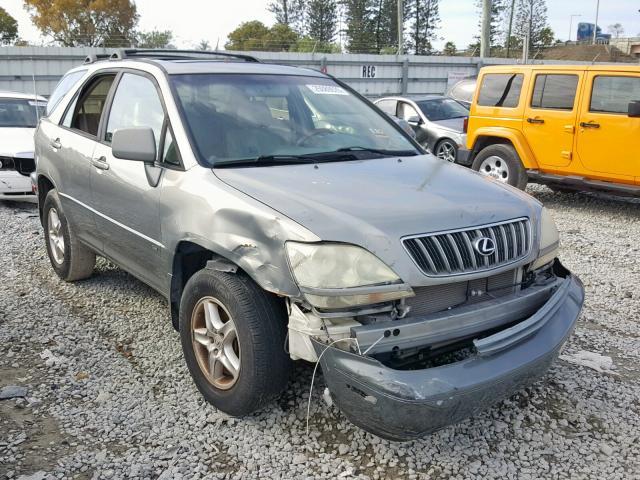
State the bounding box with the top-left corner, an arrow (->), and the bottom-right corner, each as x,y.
468,127 -> 539,170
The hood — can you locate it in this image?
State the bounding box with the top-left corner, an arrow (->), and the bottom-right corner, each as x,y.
0,128 -> 36,157
430,118 -> 465,133
214,155 -> 540,285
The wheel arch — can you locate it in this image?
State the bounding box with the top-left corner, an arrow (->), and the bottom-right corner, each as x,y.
468,128 -> 538,169
169,239 -> 296,330
37,174 -> 56,225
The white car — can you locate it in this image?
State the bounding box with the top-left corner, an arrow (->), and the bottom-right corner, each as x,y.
0,91 -> 47,200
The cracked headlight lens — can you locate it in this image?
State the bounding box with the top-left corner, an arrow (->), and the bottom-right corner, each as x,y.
286,242 -> 400,289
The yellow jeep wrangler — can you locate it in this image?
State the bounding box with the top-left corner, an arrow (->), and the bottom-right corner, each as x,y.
466,64 -> 640,195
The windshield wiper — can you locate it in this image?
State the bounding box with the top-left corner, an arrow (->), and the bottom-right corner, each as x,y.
214,154 -> 318,167
335,146 -> 419,157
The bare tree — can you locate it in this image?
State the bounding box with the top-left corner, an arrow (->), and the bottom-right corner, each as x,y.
607,23 -> 624,38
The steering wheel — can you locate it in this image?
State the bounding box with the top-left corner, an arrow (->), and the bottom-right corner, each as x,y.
296,128 -> 335,146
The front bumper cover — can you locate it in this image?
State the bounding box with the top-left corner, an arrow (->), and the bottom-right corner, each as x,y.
312,270 -> 584,441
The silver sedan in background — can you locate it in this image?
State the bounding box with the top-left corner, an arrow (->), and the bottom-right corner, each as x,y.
374,95 -> 470,165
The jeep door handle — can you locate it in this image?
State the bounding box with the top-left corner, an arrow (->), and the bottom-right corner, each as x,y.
580,121 -> 600,129
50,138 -> 61,149
91,156 -> 110,170
526,117 -> 545,124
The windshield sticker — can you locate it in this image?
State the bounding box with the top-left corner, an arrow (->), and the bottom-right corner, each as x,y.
306,84 -> 348,95
28,100 -> 47,107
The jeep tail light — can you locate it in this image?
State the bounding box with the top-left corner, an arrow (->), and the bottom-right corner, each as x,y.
463,117 -> 468,133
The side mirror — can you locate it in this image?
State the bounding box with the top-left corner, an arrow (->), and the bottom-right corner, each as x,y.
407,115 -> 422,126
112,127 -> 156,162
628,101 -> 640,118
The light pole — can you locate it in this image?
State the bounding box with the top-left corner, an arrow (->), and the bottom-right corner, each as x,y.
592,0 -> 600,44
568,14 -> 581,42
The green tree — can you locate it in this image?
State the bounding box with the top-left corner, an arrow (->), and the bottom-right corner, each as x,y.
225,20 -> 270,50
371,0 -> 408,53
474,0 -> 506,49
264,23 -> 299,51
226,21 -> 299,52
135,29 -> 174,49
537,26 -> 554,47
268,0 -> 306,33
0,7 -> 18,45
406,0 -> 440,55
196,39 -> 211,50
307,0 -> 337,44
343,0 -> 375,53
513,0 -> 549,50
443,40 -> 457,55
24,0 -> 138,47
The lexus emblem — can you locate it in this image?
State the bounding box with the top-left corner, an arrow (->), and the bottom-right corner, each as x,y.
473,237 -> 496,256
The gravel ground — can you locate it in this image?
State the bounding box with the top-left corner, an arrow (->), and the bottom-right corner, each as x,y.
1,185 -> 639,480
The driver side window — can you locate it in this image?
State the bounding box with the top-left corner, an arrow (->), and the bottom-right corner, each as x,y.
398,102 -> 420,122
105,73 -> 165,152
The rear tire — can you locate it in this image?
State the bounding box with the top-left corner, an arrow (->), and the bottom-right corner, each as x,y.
179,269 -> 291,416
43,190 -> 95,281
472,144 -> 528,190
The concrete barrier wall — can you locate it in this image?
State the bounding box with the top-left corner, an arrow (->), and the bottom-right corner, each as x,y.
1,46 -> 594,98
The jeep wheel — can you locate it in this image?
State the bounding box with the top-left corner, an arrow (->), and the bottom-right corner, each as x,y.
472,144 -> 528,190
43,190 -> 96,281
179,269 -> 291,416
435,139 -> 457,163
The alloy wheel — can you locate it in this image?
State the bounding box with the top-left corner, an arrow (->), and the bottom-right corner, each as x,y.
479,155 -> 510,182
47,208 -> 65,264
191,297 -> 241,390
436,141 -> 456,162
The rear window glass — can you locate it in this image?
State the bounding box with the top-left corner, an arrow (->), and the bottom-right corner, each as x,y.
590,75 -> 640,114
477,73 -> 523,108
531,74 -> 578,110
46,70 -> 86,116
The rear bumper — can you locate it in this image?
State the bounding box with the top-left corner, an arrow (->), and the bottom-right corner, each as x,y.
313,270 -> 584,441
455,147 -> 472,166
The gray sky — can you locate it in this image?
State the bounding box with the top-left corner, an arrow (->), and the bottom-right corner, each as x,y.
4,0 -> 640,50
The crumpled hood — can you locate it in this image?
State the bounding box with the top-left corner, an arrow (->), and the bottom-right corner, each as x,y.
0,128 -> 36,157
214,155 -> 540,285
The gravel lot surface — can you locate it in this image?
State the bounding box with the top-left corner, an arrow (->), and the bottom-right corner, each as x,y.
1,185 -> 639,480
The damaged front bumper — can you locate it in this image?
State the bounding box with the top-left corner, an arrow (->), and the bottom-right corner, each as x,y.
312,267 -> 584,441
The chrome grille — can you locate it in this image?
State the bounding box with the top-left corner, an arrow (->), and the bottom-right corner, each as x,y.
403,218 -> 532,277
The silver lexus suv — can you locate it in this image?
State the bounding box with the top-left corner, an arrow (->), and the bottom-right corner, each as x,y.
34,50 -> 584,441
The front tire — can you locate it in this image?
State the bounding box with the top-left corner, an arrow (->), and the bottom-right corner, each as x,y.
472,144 -> 528,190
179,269 -> 291,416
43,190 -> 95,281
435,139 -> 458,163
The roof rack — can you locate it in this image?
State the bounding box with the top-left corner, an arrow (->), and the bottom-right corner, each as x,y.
84,49 -> 260,65
83,53 -> 114,64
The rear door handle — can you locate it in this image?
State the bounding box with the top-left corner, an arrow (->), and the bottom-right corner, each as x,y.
580,121 -> 600,129
91,156 -> 110,170
50,138 -> 61,149
526,117 -> 545,124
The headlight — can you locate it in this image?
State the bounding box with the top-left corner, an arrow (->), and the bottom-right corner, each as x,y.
531,207 -> 560,270
286,242 -> 412,309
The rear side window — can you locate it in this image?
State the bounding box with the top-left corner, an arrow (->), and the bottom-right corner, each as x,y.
531,74 -> 578,110
477,73 -> 524,108
64,75 -> 116,137
46,70 -> 86,116
590,75 -> 640,114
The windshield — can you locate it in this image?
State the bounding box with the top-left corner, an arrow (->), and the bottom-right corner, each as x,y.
171,74 -> 418,166
416,98 -> 469,121
0,98 -> 46,128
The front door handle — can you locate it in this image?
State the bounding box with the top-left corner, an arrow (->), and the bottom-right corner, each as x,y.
50,138 -> 61,149
526,117 -> 545,124
91,156 -> 110,170
580,121 -> 600,129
